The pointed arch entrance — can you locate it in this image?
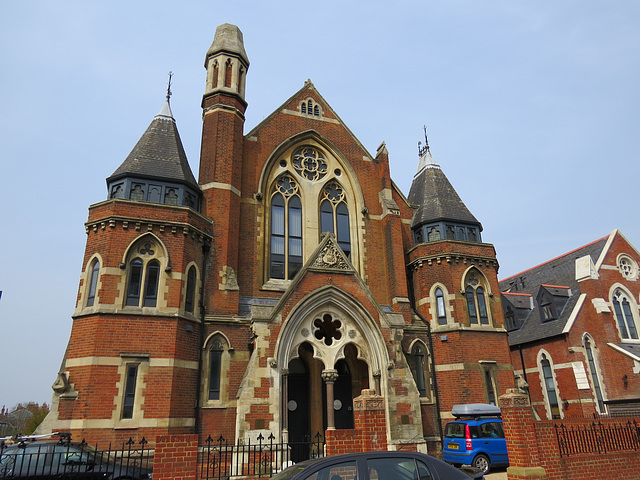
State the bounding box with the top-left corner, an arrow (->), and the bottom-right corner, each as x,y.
276,287 -> 389,460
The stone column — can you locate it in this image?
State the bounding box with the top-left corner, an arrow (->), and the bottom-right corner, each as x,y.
498,388 -> 547,480
322,369 -> 339,430
373,371 -> 381,396
282,368 -> 289,442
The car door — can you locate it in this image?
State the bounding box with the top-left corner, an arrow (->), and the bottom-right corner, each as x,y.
366,456 -> 434,480
478,421 -> 508,465
302,459 -> 358,480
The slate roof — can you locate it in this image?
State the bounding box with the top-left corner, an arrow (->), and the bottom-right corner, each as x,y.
407,148 -> 481,230
499,235 -> 609,346
107,100 -> 199,189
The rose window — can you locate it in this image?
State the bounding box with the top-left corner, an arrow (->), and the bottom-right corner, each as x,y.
292,147 -> 327,181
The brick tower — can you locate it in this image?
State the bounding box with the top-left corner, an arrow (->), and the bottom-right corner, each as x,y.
406,136 -> 514,425
46,91 -> 210,444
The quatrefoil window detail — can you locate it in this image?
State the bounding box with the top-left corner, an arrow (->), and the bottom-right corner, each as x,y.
292,147 -> 327,181
314,314 -> 342,346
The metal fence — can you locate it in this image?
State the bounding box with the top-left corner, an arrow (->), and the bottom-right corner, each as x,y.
200,432 -> 325,479
0,433 -> 152,479
555,421 -> 640,457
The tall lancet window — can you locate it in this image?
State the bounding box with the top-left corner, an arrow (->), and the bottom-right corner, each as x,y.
612,288 -> 639,340
320,181 -> 351,257
270,174 -> 302,280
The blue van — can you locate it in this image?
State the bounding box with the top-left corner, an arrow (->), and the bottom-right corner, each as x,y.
442,404 -> 509,474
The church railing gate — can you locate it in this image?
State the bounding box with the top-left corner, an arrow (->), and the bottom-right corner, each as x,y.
199,432 -> 325,479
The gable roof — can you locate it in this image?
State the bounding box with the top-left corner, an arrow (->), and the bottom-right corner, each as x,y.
499,234 -> 610,346
245,79 -> 376,161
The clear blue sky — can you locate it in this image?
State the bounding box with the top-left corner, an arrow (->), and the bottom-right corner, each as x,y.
1,1 -> 639,410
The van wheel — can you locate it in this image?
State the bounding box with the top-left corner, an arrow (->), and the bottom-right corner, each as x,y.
472,454 -> 490,474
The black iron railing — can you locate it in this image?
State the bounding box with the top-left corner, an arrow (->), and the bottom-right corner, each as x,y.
555,421 -> 640,457
0,433 -> 151,479
200,432 -> 325,479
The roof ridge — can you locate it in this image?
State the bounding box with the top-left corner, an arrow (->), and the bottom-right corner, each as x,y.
500,234 -> 609,283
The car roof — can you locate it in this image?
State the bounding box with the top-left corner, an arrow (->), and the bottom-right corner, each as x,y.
277,451 -> 475,479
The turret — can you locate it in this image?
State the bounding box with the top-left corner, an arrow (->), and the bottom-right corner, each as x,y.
107,89 -> 202,210
407,132 -> 482,245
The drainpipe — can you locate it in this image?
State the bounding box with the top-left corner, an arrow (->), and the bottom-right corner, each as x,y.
194,242 -> 210,436
518,344 -> 527,384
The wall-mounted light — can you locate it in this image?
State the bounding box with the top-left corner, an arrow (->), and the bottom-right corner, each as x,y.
623,374 -> 628,388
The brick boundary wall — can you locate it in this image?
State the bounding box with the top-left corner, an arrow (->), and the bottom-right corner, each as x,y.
499,389 -> 640,480
154,434 -> 198,480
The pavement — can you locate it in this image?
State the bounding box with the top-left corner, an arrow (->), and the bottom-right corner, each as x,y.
484,466 -> 508,479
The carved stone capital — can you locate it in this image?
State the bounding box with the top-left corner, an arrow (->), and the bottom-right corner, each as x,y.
321,369 -> 339,384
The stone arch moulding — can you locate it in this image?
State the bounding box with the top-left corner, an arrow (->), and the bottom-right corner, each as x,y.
120,232 -> 170,266
459,265 -> 492,295
274,285 -> 388,382
202,330 -> 234,351
256,130 -> 365,210
407,338 -> 429,354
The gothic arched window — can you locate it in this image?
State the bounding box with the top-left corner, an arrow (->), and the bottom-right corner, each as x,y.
584,337 -> 606,413
612,288 -> 639,340
124,238 -> 164,308
185,266 -> 197,314
409,343 -> 430,399
86,259 -> 100,307
465,272 -> 490,325
320,181 -> 351,257
540,353 -> 561,419
270,175 -> 302,280
209,339 -> 223,401
435,288 -> 447,325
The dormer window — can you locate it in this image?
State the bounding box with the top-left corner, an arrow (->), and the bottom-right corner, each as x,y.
537,285 -> 571,322
540,295 -> 554,321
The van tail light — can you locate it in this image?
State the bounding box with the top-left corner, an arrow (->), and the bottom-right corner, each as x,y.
464,424 -> 472,450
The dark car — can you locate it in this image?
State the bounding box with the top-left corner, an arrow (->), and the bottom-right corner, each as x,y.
442,404 -> 508,474
270,451 -> 484,480
0,438 -> 151,480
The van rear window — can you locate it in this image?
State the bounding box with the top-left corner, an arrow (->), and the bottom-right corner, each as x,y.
444,422 -> 465,438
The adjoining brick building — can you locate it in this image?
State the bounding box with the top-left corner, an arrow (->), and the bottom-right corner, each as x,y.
500,230 -> 640,420
43,23 -> 513,455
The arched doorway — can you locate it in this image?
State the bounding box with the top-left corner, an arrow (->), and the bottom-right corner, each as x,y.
286,341 -> 369,461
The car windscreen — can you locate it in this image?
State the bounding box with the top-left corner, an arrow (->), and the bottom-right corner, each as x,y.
444,422 -> 465,439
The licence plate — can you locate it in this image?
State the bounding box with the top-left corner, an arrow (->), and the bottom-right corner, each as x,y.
448,443 -> 459,450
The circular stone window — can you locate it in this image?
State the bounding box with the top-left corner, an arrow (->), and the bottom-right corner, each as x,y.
618,254 -> 639,281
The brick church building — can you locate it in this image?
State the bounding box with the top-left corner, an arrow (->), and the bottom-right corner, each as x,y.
44,23 -> 514,455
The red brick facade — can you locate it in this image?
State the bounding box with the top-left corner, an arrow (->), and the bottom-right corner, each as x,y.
46,23 -> 515,462
502,231 -> 640,421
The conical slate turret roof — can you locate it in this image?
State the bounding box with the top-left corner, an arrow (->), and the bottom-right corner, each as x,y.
408,146 -> 482,231
107,99 -> 199,190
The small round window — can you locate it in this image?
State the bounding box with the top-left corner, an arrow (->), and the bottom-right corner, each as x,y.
618,255 -> 639,281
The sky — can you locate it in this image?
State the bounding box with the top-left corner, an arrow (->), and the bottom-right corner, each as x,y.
1,1 -> 639,410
